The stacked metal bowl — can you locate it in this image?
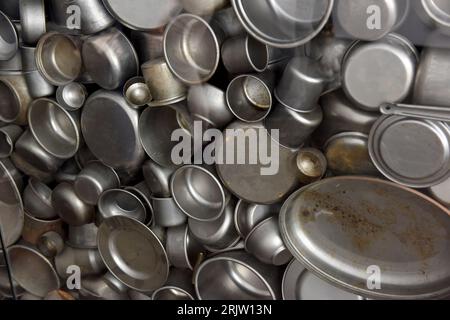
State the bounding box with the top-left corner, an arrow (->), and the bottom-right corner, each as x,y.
1,0 -> 450,301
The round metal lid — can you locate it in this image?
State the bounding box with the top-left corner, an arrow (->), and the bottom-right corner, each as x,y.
0,160 -> 24,247
97,215 -> 169,292
336,0 -> 399,41
102,0 -> 183,31
280,176 -> 450,300
81,90 -> 145,170
342,34 -> 418,111
369,115 -> 450,188
216,121 -> 300,204
231,0 -> 334,48
282,259 -> 364,300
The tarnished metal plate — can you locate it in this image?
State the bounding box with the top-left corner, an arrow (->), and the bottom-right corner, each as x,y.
280,176 -> 450,300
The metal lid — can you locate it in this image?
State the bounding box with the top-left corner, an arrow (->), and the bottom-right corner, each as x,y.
102,0 -> 183,31
282,259 -> 364,300
97,215 -> 169,292
336,0 -> 399,41
82,90 -> 145,170
369,115 -> 450,188
342,34 -> 418,111
280,176 -> 450,300
231,0 -> 334,48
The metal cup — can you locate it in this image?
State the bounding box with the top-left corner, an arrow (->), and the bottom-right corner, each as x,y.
51,182 -> 95,226
12,130 -> 65,181
188,200 -> 240,251
275,56 -> 327,112
123,76 -> 152,108
0,124 -> 22,158
264,99 -> 323,150
163,14 -> 221,85
142,159 -> 175,198
96,189 -> 147,226
74,161 -> 120,206
296,148 -> 327,184
55,246 -> 106,279
222,34 -> 269,75
0,10 -> 18,61
56,83 -> 88,111
67,223 -> 98,249
166,224 -> 204,270
35,32 -> 82,86
151,196 -> 187,228
141,58 -> 187,107
28,98 -> 81,159
171,165 -> 230,222
23,177 -> 58,220
82,28 -> 139,90
22,211 -> 64,245
226,74 -> 273,122
234,200 -> 280,239
19,0 -> 46,45
194,249 -> 282,300
244,216 -> 292,266
0,71 -> 33,125
152,268 -> 196,300
188,83 -> 235,129
48,0 -> 114,35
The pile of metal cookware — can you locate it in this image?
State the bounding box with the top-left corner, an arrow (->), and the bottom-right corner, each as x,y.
1,0 -> 450,301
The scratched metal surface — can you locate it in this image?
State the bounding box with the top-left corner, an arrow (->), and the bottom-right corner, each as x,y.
280,176 -> 450,300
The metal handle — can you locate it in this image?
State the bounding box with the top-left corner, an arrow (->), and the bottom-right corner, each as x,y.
380,103 -> 450,122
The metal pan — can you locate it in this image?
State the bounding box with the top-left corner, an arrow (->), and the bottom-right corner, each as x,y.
97,215 -> 170,292
280,176 -> 450,300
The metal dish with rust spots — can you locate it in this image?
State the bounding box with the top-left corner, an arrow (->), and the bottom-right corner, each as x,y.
280,176 -> 450,300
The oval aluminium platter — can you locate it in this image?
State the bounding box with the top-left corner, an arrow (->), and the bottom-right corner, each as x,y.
280,176 -> 450,300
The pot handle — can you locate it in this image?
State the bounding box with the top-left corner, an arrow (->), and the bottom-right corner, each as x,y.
380,103 -> 450,122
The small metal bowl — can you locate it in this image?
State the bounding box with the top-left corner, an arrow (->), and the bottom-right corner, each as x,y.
23,177 -> 58,220
9,245 -> 60,298
171,165 -> 230,222
74,161 -> 120,206
234,200 -> 280,239
166,225 -> 204,270
194,249 -> 282,300
96,189 -> 147,226
51,182 -> 95,226
0,10 -> 18,61
244,216 -> 292,266
56,83 -> 88,111
296,148 -> 327,184
226,75 -> 272,123
163,14 -> 221,85
123,76 -> 152,107
35,32 -> 82,86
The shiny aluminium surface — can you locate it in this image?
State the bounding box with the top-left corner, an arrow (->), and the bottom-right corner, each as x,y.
369,115 -> 450,188
296,148 -> 328,184
67,223 -> 99,249
166,224 -> 203,270
231,0 -> 334,48
97,215 -> 170,292
97,189 -> 147,226
82,90 -> 146,170
342,33 -> 419,112
280,176 -> 450,300
19,0 -> 46,45
216,121 -> 300,205
151,196 -> 187,228
282,259 -> 364,300
0,71 -> 33,125
234,200 -> 279,239
123,76 -> 152,107
23,177 -> 57,220
0,124 -> 22,158
0,159 -> 24,247
102,0 -> 183,31
56,83 -> 88,111
152,268 -> 195,300
181,0 -> 229,16
9,245 -> 60,297
142,159 -> 174,198
0,10 -> 18,61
